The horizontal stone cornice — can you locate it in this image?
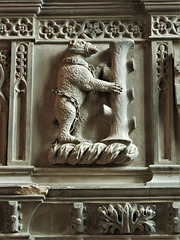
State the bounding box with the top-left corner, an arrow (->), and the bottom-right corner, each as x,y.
141,0 -> 180,14
0,0 -> 43,15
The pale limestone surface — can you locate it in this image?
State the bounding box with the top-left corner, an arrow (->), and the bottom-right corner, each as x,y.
0,0 -> 179,239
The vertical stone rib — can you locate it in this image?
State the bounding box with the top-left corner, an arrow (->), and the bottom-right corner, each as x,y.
0,64 -> 7,165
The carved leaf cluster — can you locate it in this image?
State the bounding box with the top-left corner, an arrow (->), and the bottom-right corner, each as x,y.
152,16 -> 180,36
0,18 -> 33,37
49,142 -> 138,165
98,203 -> 156,234
38,19 -> 145,40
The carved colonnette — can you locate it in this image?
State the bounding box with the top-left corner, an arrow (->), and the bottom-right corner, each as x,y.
0,45 -> 10,165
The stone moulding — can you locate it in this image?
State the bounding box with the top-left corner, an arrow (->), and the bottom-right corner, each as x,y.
98,203 -> 156,234
8,41 -> 34,166
38,19 -> 146,40
151,16 -> 180,38
153,40 -> 174,162
0,47 -> 10,165
0,17 -> 34,38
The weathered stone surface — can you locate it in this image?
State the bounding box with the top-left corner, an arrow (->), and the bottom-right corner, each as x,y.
0,0 -> 179,239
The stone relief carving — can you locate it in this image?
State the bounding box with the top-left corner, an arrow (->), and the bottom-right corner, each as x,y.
98,203 -> 156,234
174,47 -> 180,118
169,202 -> 180,233
13,42 -> 28,160
155,41 -> 173,160
0,17 -> 33,37
152,16 -> 180,36
71,203 -> 86,233
49,39 -> 138,165
0,47 -> 10,165
0,201 -> 22,233
39,19 -> 145,40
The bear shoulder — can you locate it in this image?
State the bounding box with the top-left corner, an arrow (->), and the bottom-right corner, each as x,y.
58,64 -> 92,82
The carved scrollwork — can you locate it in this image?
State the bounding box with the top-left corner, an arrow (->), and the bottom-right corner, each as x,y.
98,203 -> 156,234
152,16 -> 180,36
38,19 -> 145,40
0,17 -> 33,38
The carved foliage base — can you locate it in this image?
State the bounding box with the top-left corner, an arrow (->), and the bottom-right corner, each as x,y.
98,203 -> 156,234
48,141 -> 138,165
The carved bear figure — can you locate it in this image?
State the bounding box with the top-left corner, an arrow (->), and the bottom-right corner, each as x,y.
53,39 -> 122,143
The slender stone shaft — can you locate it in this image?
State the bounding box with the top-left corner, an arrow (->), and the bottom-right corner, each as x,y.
107,40 -> 134,142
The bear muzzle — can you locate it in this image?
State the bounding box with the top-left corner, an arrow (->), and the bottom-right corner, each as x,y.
85,44 -> 99,57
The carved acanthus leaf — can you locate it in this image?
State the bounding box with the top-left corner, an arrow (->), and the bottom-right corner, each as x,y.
98,203 -> 156,234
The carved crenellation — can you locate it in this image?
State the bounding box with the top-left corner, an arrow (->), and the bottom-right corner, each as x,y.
38,19 -> 146,40
0,17 -> 33,38
0,201 -> 22,233
152,16 -> 180,37
0,47 -> 10,165
98,203 -> 156,234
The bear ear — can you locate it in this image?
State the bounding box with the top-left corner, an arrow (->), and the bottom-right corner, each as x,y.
69,39 -> 76,46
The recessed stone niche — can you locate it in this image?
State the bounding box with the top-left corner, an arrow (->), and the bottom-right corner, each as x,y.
0,1 -> 179,239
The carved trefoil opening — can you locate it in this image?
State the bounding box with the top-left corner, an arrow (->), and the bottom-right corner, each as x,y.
49,39 -> 138,165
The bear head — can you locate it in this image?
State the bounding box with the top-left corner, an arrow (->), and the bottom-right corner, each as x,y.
67,39 -> 99,57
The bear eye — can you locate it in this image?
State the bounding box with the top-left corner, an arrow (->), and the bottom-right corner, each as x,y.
81,41 -> 85,45
70,39 -> 75,45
